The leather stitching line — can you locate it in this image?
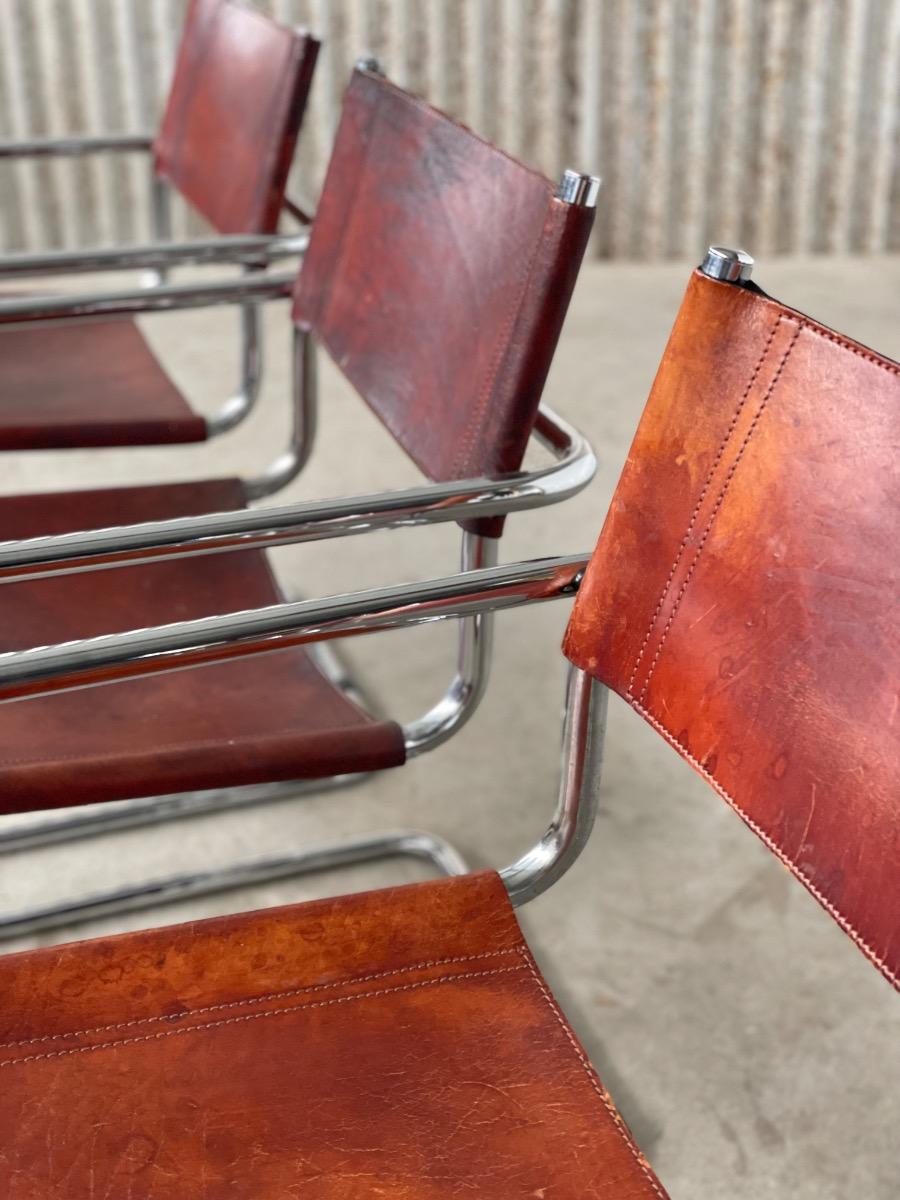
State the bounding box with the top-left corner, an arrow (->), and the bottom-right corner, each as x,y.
800,321 -> 900,377
637,317 -> 802,703
0,948 -> 522,1051
629,697 -> 899,991
0,963 -> 530,1070
626,316 -> 783,700
521,955 -> 667,1198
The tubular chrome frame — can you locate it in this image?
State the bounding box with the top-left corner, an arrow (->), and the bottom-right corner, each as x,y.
0,408 -> 586,855
0,554 -> 588,703
0,557 -> 605,937
0,270 -> 295,324
0,405 -> 594,584
0,232 -> 309,279
0,133 -> 155,158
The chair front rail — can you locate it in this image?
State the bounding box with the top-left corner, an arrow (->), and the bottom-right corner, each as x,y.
0,405 -> 594,585
0,272 -> 296,324
0,233 -> 310,279
0,134 -> 154,158
0,554 -> 588,704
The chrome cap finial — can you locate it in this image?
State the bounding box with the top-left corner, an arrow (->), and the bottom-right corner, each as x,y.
355,56 -> 383,75
701,246 -> 754,283
556,170 -> 602,209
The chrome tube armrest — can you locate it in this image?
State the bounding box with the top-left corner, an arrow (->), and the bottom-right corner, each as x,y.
0,134 -> 153,158
0,233 -> 309,280
0,272 -> 296,324
0,555 -> 588,704
0,406 -> 595,584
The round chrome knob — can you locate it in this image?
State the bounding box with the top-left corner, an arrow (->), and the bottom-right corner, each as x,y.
700,246 -> 754,283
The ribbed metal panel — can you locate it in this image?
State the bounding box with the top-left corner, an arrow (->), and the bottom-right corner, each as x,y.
1,0 -> 898,258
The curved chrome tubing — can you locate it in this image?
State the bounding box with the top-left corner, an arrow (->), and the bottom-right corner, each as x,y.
0,407 -> 594,585
205,290 -> 264,438
0,830 -> 470,941
0,669 -> 605,938
404,532 -> 498,756
501,667 -> 607,905
0,553 -> 593,937
243,325 -> 318,500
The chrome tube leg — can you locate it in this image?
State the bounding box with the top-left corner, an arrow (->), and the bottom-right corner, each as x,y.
0,829 -> 469,941
141,171 -> 172,288
402,532 -> 498,755
243,326 -> 318,499
205,283 -> 263,436
501,668 -> 608,906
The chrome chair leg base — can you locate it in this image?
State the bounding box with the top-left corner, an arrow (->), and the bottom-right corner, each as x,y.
0,829 -> 469,941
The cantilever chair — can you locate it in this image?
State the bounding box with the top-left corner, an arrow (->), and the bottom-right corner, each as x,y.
0,0 -> 318,460
0,65 -> 599,935
0,247 -> 895,1195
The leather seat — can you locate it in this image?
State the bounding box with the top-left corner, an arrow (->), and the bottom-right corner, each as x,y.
0,318 -> 206,449
0,478 -> 406,811
0,871 -> 667,1198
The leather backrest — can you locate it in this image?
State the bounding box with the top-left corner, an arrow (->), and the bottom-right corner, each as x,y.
153,0 -> 318,234
292,68 -> 595,535
563,268 -> 900,989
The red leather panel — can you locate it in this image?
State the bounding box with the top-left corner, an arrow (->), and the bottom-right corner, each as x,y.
0,317 -> 206,449
293,68 -> 594,535
563,270 -> 900,989
154,0 -> 318,234
0,478 -> 405,812
0,871 -> 668,1198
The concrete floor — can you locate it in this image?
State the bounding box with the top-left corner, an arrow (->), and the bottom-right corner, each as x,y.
1,256 -> 898,1197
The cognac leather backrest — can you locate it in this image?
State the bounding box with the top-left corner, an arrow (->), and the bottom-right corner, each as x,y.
564,268 -> 900,990
293,67 -> 595,536
153,0 -> 318,235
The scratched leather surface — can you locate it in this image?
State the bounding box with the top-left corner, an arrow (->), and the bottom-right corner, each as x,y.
0,871 -> 667,1198
0,478 -> 405,812
293,69 -> 594,535
564,270 -> 900,989
154,0 -> 318,234
0,317 -> 206,448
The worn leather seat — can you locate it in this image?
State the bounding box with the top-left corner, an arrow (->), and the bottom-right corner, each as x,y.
0,0 -> 318,452
0,318 -> 206,449
0,478 -> 405,810
0,872 -> 667,1198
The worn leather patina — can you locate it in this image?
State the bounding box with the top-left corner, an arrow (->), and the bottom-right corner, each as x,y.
0,872 -> 667,1198
293,68 -> 595,536
564,269 -> 900,989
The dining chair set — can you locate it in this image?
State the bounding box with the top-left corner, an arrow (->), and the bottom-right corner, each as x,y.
0,1 -> 896,1195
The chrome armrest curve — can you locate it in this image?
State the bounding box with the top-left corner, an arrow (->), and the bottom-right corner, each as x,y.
0,554 -> 588,704
0,134 -> 153,159
0,405 -> 595,584
501,668 -> 607,906
0,272 -> 296,325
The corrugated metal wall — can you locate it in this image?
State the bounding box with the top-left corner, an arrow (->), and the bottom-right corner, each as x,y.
1,0 -> 898,258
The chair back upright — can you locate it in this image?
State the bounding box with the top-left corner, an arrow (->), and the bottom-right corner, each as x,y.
564,266 -> 900,988
154,0 -> 319,235
292,66 -> 596,536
